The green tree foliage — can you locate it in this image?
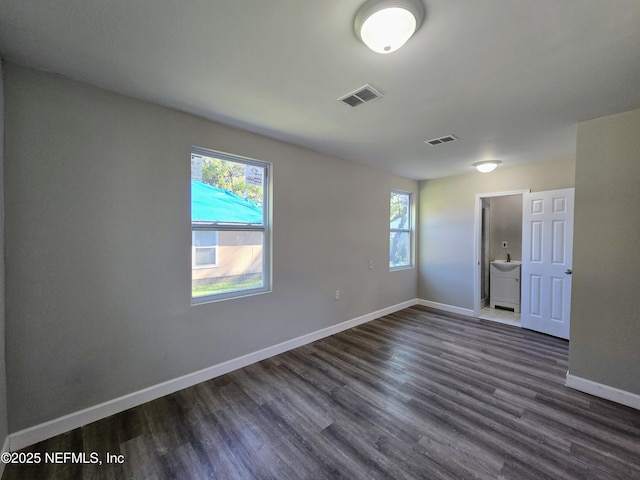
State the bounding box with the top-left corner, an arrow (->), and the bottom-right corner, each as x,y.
390,192 -> 406,225
202,157 -> 263,204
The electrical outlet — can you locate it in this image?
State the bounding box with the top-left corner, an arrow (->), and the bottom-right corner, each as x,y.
502,241 -> 508,248
335,290 -> 340,301
369,260 -> 374,270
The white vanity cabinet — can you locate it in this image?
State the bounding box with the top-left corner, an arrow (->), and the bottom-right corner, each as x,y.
490,261 -> 521,313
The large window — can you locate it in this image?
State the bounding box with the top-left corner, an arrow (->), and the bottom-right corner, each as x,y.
191,147 -> 270,303
390,190 -> 412,270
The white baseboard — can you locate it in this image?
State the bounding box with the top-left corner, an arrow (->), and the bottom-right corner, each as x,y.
7,299 -> 418,452
415,299 -> 475,317
566,372 -> 640,411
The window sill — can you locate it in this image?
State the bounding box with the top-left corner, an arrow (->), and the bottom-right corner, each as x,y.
191,287 -> 272,306
390,265 -> 414,272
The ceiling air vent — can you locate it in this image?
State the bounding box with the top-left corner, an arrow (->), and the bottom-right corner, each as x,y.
425,134 -> 457,146
339,84 -> 383,108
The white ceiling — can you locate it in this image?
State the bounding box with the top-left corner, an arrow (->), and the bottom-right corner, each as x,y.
1,0 -> 640,179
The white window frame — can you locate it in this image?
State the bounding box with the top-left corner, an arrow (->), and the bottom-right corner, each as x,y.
191,147 -> 271,304
389,189 -> 414,271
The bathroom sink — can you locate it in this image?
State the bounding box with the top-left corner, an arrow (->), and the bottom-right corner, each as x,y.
490,260 -> 522,272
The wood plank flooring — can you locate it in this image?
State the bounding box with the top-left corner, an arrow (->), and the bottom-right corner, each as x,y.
3,306 -> 640,479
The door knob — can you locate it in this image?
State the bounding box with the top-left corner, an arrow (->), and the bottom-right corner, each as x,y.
565,269 -> 572,275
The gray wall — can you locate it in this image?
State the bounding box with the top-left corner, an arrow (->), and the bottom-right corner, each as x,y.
418,158 -> 576,310
569,107 -> 640,395
0,60 -> 8,452
489,195 -> 523,262
4,63 -> 418,432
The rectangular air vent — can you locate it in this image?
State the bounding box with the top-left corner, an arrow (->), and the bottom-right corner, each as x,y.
425,134 -> 457,146
339,84 -> 383,108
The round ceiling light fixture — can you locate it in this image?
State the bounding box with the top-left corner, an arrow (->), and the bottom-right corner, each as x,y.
354,0 -> 425,54
473,161 -> 502,173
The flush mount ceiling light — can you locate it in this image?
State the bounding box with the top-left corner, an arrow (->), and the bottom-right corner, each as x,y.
473,161 -> 502,173
354,0 -> 425,54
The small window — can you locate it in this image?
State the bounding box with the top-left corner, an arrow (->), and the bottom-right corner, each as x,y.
191,147 -> 270,303
390,190 -> 412,270
192,231 -> 219,268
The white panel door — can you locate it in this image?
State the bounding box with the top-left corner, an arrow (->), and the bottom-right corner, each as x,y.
521,188 -> 574,339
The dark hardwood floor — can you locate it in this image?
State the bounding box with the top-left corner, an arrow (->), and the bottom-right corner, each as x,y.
3,306 -> 640,479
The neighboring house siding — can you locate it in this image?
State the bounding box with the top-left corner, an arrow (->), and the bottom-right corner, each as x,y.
192,231 -> 263,287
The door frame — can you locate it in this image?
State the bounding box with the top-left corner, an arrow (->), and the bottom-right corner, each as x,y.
473,189 -> 530,317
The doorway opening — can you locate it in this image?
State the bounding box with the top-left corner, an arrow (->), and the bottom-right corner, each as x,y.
474,190 -> 529,326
